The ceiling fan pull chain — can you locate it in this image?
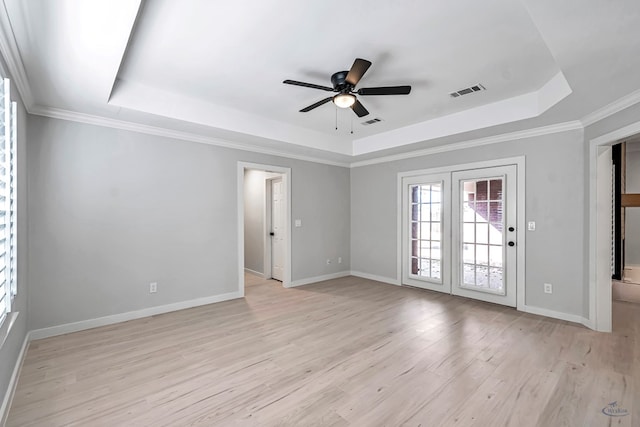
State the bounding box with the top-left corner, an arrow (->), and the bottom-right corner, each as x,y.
351,116 -> 353,134
335,106 -> 338,130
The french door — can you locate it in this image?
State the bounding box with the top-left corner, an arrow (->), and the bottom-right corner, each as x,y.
402,173 -> 451,293
402,165 -> 518,307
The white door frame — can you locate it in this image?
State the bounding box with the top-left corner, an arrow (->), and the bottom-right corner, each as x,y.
588,120 -> 640,331
397,156 -> 526,310
237,162 -> 292,296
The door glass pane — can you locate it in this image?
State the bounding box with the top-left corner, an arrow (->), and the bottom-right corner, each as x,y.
409,182 -> 442,281
476,223 -> 489,244
489,245 -> 503,267
476,244 -> 489,266
459,177 -> 505,294
489,267 -> 503,290
474,201 -> 488,222
463,264 -> 475,285
463,202 -> 475,221
463,223 -> 475,243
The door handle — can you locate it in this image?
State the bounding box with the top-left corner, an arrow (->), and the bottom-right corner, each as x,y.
270,232 -> 275,236
508,241 -> 515,247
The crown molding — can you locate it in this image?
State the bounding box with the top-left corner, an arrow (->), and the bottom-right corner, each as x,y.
581,88 -> 640,127
32,105 -> 585,170
29,106 -> 351,168
0,1 -> 34,108
349,120 -> 584,168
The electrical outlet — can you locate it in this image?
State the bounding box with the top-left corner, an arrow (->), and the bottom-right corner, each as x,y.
528,221 -> 536,231
544,283 -> 552,294
326,258 -> 331,265
150,282 -> 157,293
338,257 -> 342,264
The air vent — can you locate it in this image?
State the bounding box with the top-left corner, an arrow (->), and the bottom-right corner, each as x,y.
450,84 -> 486,98
361,117 -> 383,126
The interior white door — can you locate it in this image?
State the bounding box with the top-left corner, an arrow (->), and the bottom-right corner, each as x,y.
451,165 -> 517,307
402,173 -> 451,292
271,178 -> 285,281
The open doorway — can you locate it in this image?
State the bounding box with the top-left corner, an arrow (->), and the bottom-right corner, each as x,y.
237,162 -> 292,296
591,125 -> 640,332
612,139 -> 640,301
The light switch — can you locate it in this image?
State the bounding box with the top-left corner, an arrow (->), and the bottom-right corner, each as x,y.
528,221 -> 536,231
295,219 -> 302,227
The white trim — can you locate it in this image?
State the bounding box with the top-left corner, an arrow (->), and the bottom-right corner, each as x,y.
244,268 -> 264,278
0,3 -> 34,108
581,88 -> 640,127
288,271 -> 351,288
30,291 -> 242,341
351,121 -> 582,168
238,162 -> 292,292
396,156 -> 528,180
516,158 -> 526,311
590,120 -> 640,147
0,330 -> 29,426
29,106 -> 585,170
586,121 -> 640,332
350,271 -> 401,286
0,311 -> 18,349
521,304 -> 587,325
30,106 -> 351,168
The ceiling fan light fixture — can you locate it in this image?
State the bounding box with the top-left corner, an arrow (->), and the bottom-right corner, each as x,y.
333,93 -> 356,108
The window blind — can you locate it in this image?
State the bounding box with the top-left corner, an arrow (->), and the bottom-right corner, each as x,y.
0,78 -> 16,326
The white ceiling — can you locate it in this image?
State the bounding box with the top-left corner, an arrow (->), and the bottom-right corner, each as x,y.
3,0 -> 640,161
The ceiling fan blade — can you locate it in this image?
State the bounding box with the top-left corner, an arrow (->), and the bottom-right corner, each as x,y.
345,58 -> 372,86
283,80 -> 334,92
300,97 -> 333,112
351,99 -> 369,117
357,86 -> 412,95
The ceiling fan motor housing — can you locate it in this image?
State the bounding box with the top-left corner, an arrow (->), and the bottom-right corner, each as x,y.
331,71 -> 351,92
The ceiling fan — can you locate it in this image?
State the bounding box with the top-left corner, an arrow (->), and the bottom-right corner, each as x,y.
283,58 -> 411,118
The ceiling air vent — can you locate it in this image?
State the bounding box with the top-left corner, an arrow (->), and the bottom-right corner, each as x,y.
361,117 -> 383,126
450,84 -> 486,98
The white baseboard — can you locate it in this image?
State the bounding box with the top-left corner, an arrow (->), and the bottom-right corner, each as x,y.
244,268 -> 264,278
521,304 -> 588,326
287,271 -> 351,288
350,271 -> 400,286
1,331 -> 30,426
580,316 -> 596,330
30,291 -> 243,340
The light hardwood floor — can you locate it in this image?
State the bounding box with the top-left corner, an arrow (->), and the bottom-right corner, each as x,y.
7,275 -> 640,426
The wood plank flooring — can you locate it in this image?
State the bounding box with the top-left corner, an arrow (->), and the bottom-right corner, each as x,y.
7,274 -> 640,426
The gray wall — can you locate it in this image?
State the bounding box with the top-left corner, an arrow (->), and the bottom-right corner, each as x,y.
626,147 -> 640,266
351,129 -> 586,316
27,115 -> 350,330
244,169 -> 265,274
0,79 -> 29,416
